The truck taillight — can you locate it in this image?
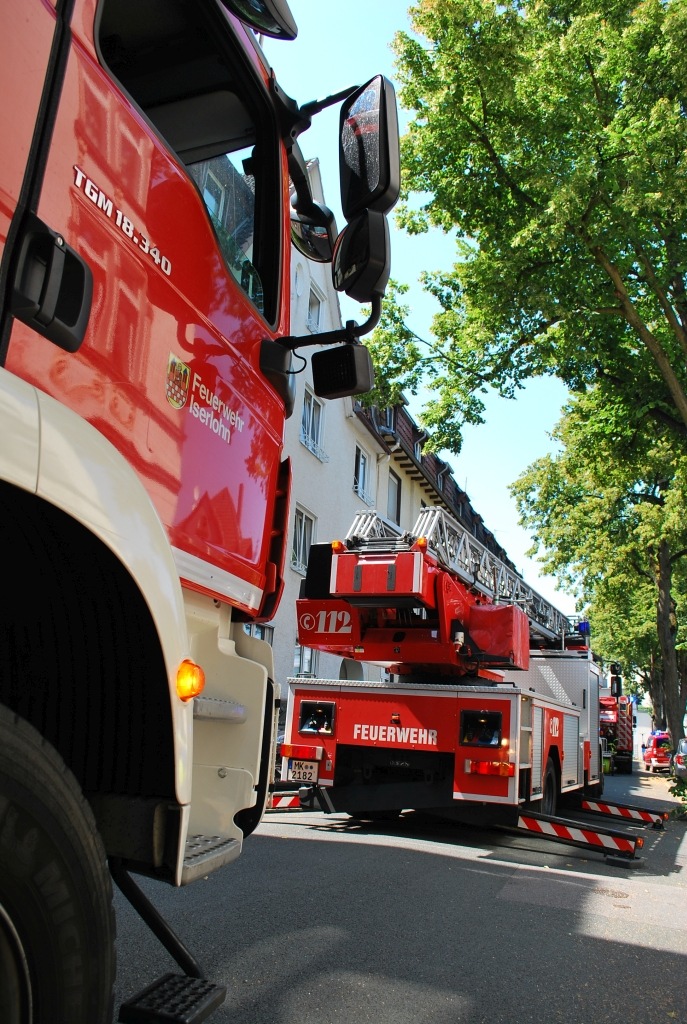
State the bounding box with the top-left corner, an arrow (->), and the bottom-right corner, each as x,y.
466,760 -> 515,778
677,755 -> 685,766
280,743 -> 324,761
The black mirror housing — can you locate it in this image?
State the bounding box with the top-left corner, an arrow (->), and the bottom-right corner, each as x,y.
339,75 -> 400,221
290,204 -> 337,263
220,0 -> 297,39
332,209 -> 390,302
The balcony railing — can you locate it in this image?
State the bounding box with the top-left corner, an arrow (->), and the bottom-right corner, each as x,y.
353,480 -> 375,506
300,430 -> 329,462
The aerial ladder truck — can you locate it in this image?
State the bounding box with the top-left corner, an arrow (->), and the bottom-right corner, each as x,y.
280,508 -> 667,862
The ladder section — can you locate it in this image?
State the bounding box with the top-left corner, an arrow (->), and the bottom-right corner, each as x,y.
346,507 -> 570,642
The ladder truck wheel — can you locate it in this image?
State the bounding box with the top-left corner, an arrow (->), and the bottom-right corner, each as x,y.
541,758 -> 558,817
0,705 -> 115,1024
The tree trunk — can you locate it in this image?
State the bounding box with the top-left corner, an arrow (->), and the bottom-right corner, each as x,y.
645,653 -> 666,729
677,650 -> 687,740
655,539 -> 683,744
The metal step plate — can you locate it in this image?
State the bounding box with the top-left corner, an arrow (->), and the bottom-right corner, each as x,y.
118,973 -> 226,1024
181,834 -> 241,884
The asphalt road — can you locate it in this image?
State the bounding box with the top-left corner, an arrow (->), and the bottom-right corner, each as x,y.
112,769 -> 687,1024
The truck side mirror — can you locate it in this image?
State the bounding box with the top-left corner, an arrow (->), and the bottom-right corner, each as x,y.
289,141 -> 337,263
220,0 -> 297,39
339,75 -> 400,221
290,206 -> 337,263
332,209 -> 390,302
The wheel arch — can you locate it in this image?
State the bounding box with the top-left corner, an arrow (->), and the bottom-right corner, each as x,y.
0,377 -> 194,827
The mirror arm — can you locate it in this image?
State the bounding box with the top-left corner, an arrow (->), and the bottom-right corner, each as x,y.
281,295 -> 381,351
271,76 -> 359,148
288,143 -> 319,221
300,85 -> 359,119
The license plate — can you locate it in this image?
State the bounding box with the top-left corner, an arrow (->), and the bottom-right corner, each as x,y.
287,759 -> 318,783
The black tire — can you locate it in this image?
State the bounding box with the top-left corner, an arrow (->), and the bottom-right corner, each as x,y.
0,705 -> 115,1023
541,758 -> 558,817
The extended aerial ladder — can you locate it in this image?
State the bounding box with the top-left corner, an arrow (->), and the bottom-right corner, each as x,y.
296,506 -> 579,679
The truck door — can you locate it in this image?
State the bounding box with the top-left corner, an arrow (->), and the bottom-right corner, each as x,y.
3,0 -> 289,614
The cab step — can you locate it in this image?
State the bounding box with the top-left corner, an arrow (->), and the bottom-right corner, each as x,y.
118,973 -> 226,1023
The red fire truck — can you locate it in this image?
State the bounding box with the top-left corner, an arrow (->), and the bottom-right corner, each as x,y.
600,693 -> 635,774
282,509 -> 665,858
0,2 -> 399,1021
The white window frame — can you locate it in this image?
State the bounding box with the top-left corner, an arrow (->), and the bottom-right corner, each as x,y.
243,622 -> 274,645
292,506 -> 315,575
202,169 -> 226,221
354,445 -> 374,506
387,469 -> 401,524
294,643 -> 318,677
306,287 -> 323,333
300,387 -> 328,461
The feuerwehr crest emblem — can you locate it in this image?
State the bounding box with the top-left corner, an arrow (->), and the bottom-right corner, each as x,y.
166,353 -> 190,409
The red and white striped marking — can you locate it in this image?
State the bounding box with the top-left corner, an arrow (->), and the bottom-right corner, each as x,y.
580,800 -> 664,826
518,815 -> 639,857
267,792 -> 301,811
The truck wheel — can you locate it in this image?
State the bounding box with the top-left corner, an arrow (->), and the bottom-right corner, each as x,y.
541,759 -> 557,817
0,705 -> 115,1024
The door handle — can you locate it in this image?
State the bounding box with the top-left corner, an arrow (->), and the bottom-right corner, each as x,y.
11,213 -> 92,352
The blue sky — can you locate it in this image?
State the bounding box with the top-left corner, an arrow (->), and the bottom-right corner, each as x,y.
263,2 -> 577,617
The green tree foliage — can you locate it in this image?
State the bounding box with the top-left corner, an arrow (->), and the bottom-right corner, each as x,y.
511,386 -> 687,739
384,0 -> 687,451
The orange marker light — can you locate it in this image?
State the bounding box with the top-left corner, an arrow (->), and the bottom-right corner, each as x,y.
176,659 -> 205,701
415,536 -> 428,551
331,540 -> 346,553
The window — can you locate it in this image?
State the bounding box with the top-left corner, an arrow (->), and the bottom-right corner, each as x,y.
460,710 -> 503,747
380,406 -> 396,432
306,288 -> 322,332
294,643 -> 317,677
300,388 -> 328,461
299,701 -> 335,734
354,445 -> 374,505
414,439 -> 423,461
189,148 -> 264,312
292,507 -> 315,574
98,0 -> 280,322
387,470 -> 401,524
202,170 -> 225,220
243,623 -> 274,644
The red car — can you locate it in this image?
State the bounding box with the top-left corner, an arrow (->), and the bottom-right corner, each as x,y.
642,732 -> 672,772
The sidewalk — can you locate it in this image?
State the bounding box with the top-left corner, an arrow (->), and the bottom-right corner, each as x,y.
603,761 -> 682,815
